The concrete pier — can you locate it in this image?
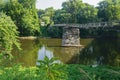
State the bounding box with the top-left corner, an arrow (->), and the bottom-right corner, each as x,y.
62,26 -> 81,46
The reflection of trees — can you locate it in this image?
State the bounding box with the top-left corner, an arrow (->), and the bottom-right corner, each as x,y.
53,47 -> 82,64
80,32 -> 120,66
11,39 -> 42,66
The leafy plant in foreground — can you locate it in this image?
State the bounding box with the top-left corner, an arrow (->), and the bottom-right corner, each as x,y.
37,56 -> 68,80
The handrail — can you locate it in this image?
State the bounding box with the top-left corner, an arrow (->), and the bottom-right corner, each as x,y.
53,21 -> 120,28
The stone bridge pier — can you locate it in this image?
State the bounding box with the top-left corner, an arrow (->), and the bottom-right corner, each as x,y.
62,26 -> 81,46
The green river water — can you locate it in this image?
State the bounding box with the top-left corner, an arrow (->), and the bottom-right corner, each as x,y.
11,37 -> 120,67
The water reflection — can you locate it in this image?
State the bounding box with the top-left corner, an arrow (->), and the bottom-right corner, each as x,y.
80,37 -> 120,67
53,47 -> 82,63
11,39 -> 42,66
37,46 -> 61,65
37,46 -> 82,64
35,39 -> 86,64
37,46 -> 53,60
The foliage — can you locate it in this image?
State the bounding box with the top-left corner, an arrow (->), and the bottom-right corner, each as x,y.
37,56 -> 67,80
21,9 -> 40,36
98,0 -> 120,21
0,12 -> 20,59
38,7 -> 55,26
37,0 -> 99,25
62,0 -> 82,23
0,64 -> 39,80
40,26 -> 63,38
0,0 -> 6,11
61,0 -> 98,23
0,56 -> 68,80
1,0 -> 40,36
65,65 -> 120,80
53,9 -> 71,24
19,0 -> 40,36
0,63 -> 120,80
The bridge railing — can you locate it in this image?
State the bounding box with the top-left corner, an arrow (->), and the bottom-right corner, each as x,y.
54,21 -> 120,28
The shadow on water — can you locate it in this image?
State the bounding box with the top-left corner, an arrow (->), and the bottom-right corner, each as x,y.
79,30 -> 120,67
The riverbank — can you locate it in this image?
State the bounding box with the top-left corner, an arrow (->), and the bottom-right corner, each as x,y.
19,36 -> 52,39
0,64 -> 120,80
19,36 -> 38,39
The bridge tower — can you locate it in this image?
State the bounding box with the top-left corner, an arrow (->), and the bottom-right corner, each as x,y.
62,26 -> 81,46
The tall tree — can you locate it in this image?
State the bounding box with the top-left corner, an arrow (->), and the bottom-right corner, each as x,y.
38,7 -> 55,26
77,3 -> 98,23
2,0 -> 40,36
61,0 -> 98,23
54,9 -> 71,24
98,0 -> 120,21
62,0 -> 83,23
0,12 -> 20,58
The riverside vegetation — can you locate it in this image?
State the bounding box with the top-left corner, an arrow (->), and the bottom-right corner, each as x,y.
0,57 -> 120,80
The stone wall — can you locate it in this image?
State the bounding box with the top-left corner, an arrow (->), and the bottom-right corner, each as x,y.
62,27 -> 80,46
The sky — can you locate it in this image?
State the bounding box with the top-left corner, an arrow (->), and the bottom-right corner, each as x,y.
36,0 -> 103,9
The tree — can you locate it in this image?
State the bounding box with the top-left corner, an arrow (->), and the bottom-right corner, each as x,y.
37,9 -> 45,18
61,0 -> 98,24
53,9 -> 71,24
98,0 -> 120,21
0,12 -> 20,58
2,0 -> 40,36
0,0 -> 7,11
18,0 -> 36,9
41,16 -> 51,26
38,7 -> 55,26
77,3 -> 98,23
62,0 -> 83,23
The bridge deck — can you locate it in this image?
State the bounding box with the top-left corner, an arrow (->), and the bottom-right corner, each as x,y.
54,21 -> 120,28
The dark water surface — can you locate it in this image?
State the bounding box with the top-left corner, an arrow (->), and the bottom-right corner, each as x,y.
11,38 -> 120,67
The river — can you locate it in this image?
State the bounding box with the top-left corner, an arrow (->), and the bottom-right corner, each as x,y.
10,37 -> 120,67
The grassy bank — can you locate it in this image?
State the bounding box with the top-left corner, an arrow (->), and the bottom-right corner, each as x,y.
0,64 -> 120,80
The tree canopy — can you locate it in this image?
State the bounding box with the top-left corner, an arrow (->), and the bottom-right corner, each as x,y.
0,12 -> 20,58
1,0 -> 40,36
98,0 -> 120,21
